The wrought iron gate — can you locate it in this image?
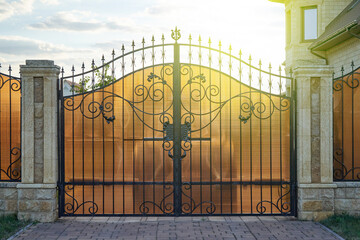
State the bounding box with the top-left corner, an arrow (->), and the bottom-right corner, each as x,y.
58,28 -> 297,216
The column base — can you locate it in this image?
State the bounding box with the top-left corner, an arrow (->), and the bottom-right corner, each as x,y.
17,183 -> 58,222
297,183 -> 337,221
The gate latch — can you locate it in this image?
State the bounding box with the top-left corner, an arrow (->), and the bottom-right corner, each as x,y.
163,122 -> 191,141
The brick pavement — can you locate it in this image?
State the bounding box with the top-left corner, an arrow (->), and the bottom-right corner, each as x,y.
11,216 -> 342,240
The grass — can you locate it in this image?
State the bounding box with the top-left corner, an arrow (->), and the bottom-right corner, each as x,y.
321,214 -> 360,240
0,214 -> 31,240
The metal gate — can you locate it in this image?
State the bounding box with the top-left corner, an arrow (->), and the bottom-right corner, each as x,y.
58,28 -> 296,216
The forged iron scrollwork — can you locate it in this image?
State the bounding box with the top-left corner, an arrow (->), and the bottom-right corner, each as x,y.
139,183 -> 216,215
333,148 -> 360,180
181,183 -> 216,215
0,147 -> 21,181
63,65 -> 174,132
256,184 -> 291,215
139,185 -> 174,215
333,67 -> 360,91
180,64 -> 291,132
0,74 -> 21,91
64,185 -> 99,215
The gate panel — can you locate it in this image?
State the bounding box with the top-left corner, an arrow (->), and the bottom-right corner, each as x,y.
61,65 -> 174,215
179,65 -> 291,214
0,72 -> 21,182
59,29 -> 296,216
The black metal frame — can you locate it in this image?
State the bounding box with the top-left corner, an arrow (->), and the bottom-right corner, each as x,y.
333,62 -> 360,181
58,28 -> 297,216
0,65 -> 21,182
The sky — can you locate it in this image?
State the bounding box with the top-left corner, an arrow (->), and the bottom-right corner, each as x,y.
0,0 -> 286,76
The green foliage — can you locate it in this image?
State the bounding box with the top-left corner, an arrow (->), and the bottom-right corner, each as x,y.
72,64 -> 115,93
321,214 -> 360,240
0,214 -> 31,240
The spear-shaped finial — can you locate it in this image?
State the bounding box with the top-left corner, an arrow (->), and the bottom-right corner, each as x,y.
71,65 -> 75,72
132,40 -> 135,47
101,54 -> 105,62
151,35 -> 155,42
142,37 -> 145,44
112,49 -> 115,56
82,62 -> 85,69
121,44 -> 125,51
208,37 -> 212,45
198,35 -> 202,43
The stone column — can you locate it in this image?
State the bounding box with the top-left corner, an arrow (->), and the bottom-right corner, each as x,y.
17,60 -> 59,222
294,65 -> 336,221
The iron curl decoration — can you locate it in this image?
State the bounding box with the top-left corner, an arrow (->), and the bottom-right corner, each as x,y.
333,70 -> 360,91
139,185 -> 174,215
0,147 -> 21,181
333,148 -> 360,180
256,184 -> 291,215
180,64 -> 291,132
171,27 -> 181,41
62,65 -> 174,132
181,183 -> 216,215
63,185 -> 99,215
0,74 -> 21,91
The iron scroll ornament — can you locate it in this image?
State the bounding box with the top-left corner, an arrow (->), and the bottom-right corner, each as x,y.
255,184 -> 291,215
139,183 -> 216,215
63,185 -> 99,215
333,148 -> 360,180
0,147 -> 21,181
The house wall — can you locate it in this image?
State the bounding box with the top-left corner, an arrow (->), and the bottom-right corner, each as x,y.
327,37 -> 360,76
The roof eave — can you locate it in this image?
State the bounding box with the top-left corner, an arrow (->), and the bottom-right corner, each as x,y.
310,22 -> 359,51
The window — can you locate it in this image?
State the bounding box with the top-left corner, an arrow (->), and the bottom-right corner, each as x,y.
302,6 -> 317,41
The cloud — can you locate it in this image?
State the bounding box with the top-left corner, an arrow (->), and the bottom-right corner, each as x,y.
0,0 -> 35,22
28,10 -> 140,32
39,0 -> 59,5
0,36 -> 74,55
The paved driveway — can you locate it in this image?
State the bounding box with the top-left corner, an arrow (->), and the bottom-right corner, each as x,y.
11,216 -> 342,240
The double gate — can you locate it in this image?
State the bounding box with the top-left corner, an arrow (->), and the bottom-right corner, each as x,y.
58,29 -> 296,216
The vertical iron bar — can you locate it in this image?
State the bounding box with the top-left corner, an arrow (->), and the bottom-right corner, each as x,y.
239,51 -> 243,214
229,45 -> 233,214
290,70 -> 297,216
249,55 -> 253,214
351,62 -> 354,179
161,34 -> 166,211
198,36 -> 203,214
60,68 -> 65,216
173,38 -> 182,216
142,38 -> 145,211
101,56 -> 105,214
71,66 -> 75,213
91,60 -> 95,215
111,50 -> 115,214
269,64 -> 273,214
8,66 -> 12,180
259,60 -> 263,214
188,34 -> 193,212
279,66 -> 283,212
208,38 -> 213,210
132,41 -> 135,214
219,41 -> 223,214
341,67 -> 344,179
151,36 -> 155,214
81,63 -> 85,214
121,45 -> 125,214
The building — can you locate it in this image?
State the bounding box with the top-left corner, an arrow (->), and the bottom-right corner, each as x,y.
270,0 -> 360,220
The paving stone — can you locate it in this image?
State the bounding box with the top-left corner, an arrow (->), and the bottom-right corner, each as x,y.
10,216 -> 342,240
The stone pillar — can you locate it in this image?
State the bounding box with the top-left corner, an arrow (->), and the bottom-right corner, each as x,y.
294,65 -> 336,221
17,60 -> 59,222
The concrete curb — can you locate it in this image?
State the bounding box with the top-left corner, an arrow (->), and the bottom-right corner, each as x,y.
318,222 -> 345,240
7,223 -> 33,240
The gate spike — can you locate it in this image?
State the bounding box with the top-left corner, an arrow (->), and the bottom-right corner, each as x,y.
0,63 -> 2,69
239,50 -> 242,58
71,65 -> 75,72
229,44 -> 232,52
151,35 -> 155,42
61,67 -> 64,74
82,62 -> 85,69
121,44 -> 125,51
248,55 -> 252,62
112,49 -> 115,56
269,63 -> 272,70
198,35 -> 202,43
218,40 -> 222,48
278,65 -> 282,73
8,65 -> 12,73
92,59 -> 95,68
351,60 -> 355,68
142,37 -> 145,44
101,54 -> 105,62
188,34 -> 192,41
208,37 -> 212,45
161,34 -> 165,42
132,40 -> 135,47
259,59 -> 262,67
